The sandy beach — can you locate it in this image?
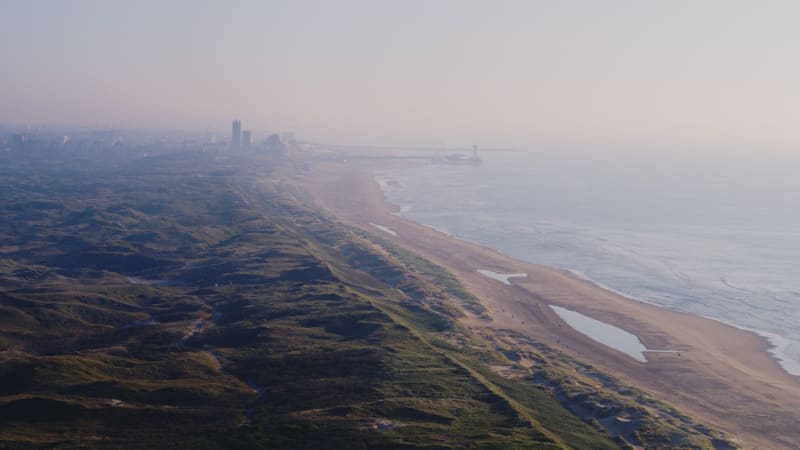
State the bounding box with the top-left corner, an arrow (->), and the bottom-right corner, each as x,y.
294,159 -> 800,449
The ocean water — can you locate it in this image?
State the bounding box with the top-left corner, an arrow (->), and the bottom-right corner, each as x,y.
377,149 -> 800,376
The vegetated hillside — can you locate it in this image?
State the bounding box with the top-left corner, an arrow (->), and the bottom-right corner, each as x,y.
0,152 -> 733,449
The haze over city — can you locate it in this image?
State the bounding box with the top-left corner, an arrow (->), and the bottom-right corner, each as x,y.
3,2 -> 800,449
4,1 -> 800,151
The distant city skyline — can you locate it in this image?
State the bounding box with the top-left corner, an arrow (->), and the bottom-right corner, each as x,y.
4,1 -> 800,152
231,119 -> 242,149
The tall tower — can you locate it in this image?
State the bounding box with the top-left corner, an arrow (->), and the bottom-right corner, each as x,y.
242,130 -> 252,150
231,119 -> 242,149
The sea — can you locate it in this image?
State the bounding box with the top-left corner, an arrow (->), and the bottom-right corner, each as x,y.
376,148 -> 800,376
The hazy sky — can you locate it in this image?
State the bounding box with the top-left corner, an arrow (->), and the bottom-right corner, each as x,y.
3,1 -> 800,149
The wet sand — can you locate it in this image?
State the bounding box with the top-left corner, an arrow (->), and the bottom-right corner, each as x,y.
294,159 -> 800,449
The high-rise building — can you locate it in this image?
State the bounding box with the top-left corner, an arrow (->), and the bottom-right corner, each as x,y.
231,119 -> 242,149
242,130 -> 252,150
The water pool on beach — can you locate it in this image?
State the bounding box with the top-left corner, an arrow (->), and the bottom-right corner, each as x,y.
476,269 -> 527,285
549,305 -> 648,362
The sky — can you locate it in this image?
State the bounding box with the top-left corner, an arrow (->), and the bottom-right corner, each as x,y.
2,1 -> 800,150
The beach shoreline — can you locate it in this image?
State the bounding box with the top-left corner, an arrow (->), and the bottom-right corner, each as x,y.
293,158 -> 800,449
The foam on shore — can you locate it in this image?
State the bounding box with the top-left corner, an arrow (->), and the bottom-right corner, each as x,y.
477,269 -> 527,285
392,205 -> 412,216
699,315 -> 800,377
373,174 -> 402,193
424,223 -> 452,237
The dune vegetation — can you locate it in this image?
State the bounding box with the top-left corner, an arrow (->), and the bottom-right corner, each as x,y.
0,151 -> 733,449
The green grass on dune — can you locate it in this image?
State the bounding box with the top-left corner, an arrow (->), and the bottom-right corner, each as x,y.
0,152 -> 734,449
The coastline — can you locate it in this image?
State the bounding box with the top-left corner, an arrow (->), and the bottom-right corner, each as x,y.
700,314 -> 800,379
293,159 -> 800,449
376,163 -> 800,379
418,220 -> 800,374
